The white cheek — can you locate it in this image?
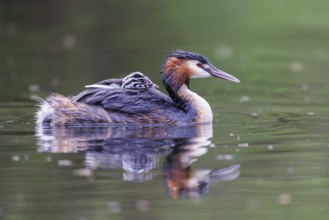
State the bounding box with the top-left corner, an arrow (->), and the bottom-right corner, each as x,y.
188,61 -> 211,78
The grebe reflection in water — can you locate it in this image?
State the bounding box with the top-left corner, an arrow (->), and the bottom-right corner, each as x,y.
36,50 -> 240,126
36,124 -> 240,198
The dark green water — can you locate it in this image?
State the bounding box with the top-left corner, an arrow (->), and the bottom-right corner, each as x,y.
1,1 -> 329,220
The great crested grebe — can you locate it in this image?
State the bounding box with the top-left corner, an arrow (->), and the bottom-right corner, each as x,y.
84,72 -> 159,90
36,49 -> 240,126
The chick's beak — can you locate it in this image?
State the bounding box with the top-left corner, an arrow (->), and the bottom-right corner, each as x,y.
209,65 -> 240,83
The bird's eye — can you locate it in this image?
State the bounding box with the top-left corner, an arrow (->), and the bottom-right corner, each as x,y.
196,63 -> 203,68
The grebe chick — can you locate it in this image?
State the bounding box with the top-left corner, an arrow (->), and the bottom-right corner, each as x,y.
85,72 -> 159,90
36,49 -> 240,126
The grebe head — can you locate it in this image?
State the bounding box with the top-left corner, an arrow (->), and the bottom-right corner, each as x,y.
122,72 -> 159,89
161,49 -> 240,92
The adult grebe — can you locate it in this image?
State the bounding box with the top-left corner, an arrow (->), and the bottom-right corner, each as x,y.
36,49 -> 240,126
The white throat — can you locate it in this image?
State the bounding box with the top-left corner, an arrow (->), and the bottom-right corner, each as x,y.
177,84 -> 213,123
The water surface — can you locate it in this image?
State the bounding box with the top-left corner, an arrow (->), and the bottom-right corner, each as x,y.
1,1 -> 329,220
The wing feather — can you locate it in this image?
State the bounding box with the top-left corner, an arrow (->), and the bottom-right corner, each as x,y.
72,88 -> 178,116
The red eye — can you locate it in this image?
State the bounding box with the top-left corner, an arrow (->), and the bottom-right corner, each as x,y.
196,63 -> 203,68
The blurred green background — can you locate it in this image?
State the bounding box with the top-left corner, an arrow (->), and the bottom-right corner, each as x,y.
1,0 -> 328,101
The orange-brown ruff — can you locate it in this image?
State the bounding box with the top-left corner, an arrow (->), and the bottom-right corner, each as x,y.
36,50 -> 240,126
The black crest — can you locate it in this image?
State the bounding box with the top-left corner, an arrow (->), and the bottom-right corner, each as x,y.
165,49 -> 209,64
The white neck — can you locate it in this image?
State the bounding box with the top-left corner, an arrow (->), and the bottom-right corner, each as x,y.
177,84 -> 213,123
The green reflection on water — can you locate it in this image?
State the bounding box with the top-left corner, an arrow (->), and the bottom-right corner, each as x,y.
1,0 -> 329,220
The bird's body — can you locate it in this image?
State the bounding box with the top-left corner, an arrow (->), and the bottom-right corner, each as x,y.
36,50 -> 240,126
